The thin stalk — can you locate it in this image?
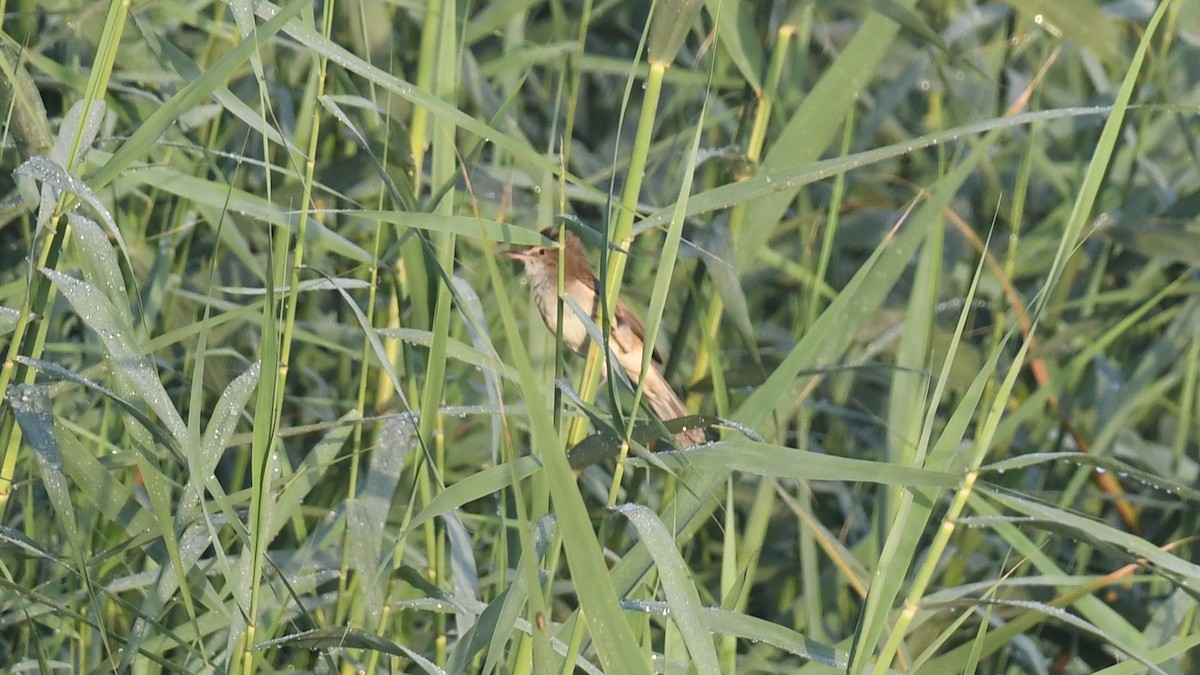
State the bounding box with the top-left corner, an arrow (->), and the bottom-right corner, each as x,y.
343,138 -> 392,633
242,0 -> 335,669
567,60 -> 667,447
413,1 -> 459,665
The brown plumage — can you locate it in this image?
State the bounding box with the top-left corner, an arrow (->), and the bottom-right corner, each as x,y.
504,229 -> 706,447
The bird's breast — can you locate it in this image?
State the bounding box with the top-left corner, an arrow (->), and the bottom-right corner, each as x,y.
531,278 -> 594,355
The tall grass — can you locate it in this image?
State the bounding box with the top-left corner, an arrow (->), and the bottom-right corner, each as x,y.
1,0 -> 1198,672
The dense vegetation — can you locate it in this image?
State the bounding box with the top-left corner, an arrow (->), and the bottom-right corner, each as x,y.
0,0 -> 1197,672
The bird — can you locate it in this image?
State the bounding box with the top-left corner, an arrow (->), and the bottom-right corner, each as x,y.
504,228 -> 707,447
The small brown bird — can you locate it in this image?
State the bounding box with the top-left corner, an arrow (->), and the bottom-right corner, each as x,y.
504,229 -> 706,447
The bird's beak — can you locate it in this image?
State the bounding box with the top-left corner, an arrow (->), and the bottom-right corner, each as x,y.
502,249 -> 533,262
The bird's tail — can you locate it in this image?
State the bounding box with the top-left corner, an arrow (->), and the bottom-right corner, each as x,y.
641,366 -> 707,447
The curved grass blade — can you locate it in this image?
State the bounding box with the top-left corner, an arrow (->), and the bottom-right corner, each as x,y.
613,504 -> 720,674
257,627 -> 446,674
15,356 -> 183,464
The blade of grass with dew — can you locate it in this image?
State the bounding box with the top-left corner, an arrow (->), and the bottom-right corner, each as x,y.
451,275 -> 507,455
14,357 -> 181,462
256,627 -> 445,673
7,385 -> 84,566
16,154 -> 131,278
380,327 -> 519,382
0,39 -> 53,160
977,485 -> 1200,588
644,441 -> 959,489
272,410 -> 359,532
39,270 -> 187,449
177,362 -> 262,597
239,231 -> 282,673
633,107 -> 1113,236
345,414 -> 413,627
613,503 -> 721,674
701,604 -> 846,668
982,599 -> 1166,674
443,511 -> 482,637
983,452 -> 1200,502
66,214 -> 134,328
404,455 -> 543,534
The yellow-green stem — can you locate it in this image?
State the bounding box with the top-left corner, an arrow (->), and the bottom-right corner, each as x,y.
872,471 -> 978,673
568,60 -> 667,447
